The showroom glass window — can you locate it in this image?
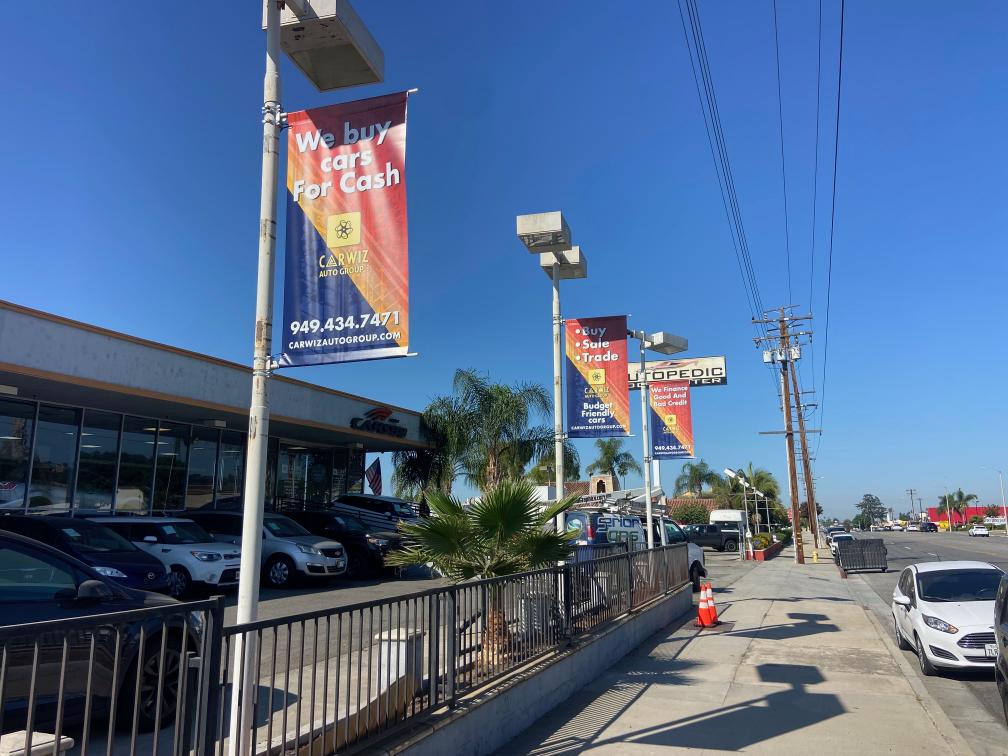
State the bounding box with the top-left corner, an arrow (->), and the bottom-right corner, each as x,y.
117,417 -> 156,513
216,431 -> 245,505
153,422 -> 190,511
75,410 -> 121,513
0,399 -> 35,510
331,448 -> 349,500
29,405 -> 81,513
186,427 -> 219,510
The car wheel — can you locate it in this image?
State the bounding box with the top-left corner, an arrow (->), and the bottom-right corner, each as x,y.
725,541 -> 738,552
265,555 -> 295,588
997,669 -> 1008,728
119,638 -> 182,732
894,615 -> 911,650
690,565 -> 701,592
167,566 -> 191,599
915,633 -> 937,676
345,551 -> 367,579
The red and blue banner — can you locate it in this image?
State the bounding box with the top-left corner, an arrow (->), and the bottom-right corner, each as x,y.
649,380 -> 694,459
565,316 -> 630,438
280,92 -> 411,367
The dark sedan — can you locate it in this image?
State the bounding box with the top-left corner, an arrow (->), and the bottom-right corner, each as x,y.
0,515 -> 171,593
284,510 -> 402,578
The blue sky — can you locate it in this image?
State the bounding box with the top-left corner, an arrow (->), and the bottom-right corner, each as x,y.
2,2 -> 1006,519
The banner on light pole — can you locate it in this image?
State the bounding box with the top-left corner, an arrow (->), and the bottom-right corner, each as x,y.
280,91 -> 412,367
649,380 -> 695,459
565,315 -> 630,438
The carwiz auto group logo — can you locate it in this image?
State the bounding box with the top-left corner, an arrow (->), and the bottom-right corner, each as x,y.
350,407 -> 408,438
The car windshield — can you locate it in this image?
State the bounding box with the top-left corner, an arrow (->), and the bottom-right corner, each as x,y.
335,516 -> 367,534
159,521 -> 213,545
390,502 -> 415,518
264,516 -> 311,538
60,522 -> 137,554
917,569 -> 1002,602
834,535 -> 853,542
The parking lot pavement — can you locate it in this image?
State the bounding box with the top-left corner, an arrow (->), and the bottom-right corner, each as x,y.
852,530 -> 1008,755
498,543 -> 972,755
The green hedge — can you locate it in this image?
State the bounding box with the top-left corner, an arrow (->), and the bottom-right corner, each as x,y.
750,533 -> 772,551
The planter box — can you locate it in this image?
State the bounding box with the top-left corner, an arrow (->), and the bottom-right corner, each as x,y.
752,541 -> 784,561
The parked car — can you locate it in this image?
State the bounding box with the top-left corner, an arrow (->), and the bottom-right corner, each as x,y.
906,524 -> 920,532
829,533 -> 854,557
993,572 -> 1008,725
0,529 -> 197,733
185,511 -> 346,588
892,561 -> 1003,675
920,522 -> 939,533
684,523 -> 740,553
565,510 -> 647,551
283,509 -> 401,578
0,515 -> 170,594
329,493 -> 421,533
92,516 -> 241,598
651,516 -> 707,592
969,525 -> 990,537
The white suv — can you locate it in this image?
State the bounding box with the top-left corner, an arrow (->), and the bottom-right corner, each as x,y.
93,516 -> 242,598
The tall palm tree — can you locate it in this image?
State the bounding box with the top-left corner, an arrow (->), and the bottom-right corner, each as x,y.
392,395 -> 467,500
585,438 -> 641,489
387,480 -> 578,661
673,460 -> 721,496
937,489 -> 977,526
526,443 -> 581,486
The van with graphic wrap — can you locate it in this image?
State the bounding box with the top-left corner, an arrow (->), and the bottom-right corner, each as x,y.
565,510 -> 647,552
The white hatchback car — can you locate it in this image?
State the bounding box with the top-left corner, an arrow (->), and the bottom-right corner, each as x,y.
94,516 -> 242,598
891,561 -> 1003,675
969,525 -> 990,537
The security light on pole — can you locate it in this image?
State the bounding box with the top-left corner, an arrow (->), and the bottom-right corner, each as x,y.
516,212 -> 588,535
629,328 -> 686,549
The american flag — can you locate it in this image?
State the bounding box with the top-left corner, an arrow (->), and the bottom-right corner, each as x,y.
365,458 -> 382,496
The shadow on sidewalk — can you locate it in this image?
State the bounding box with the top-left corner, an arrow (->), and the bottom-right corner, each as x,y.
721,612 -> 839,642
520,663 -> 843,755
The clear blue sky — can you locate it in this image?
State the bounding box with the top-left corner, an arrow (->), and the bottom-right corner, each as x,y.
3,2 -> 1006,519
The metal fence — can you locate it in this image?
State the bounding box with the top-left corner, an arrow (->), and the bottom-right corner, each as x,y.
1,544 -> 687,756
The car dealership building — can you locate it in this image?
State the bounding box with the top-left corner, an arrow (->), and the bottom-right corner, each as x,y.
0,300 -> 428,515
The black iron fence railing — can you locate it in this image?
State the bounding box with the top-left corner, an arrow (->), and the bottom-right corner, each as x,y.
1,544 -> 687,755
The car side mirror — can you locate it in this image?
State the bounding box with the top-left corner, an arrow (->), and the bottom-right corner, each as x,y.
77,579 -> 113,603
893,594 -> 911,608
143,535 -> 158,544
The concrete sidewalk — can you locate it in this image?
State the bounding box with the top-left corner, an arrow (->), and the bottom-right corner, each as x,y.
496,545 -> 974,755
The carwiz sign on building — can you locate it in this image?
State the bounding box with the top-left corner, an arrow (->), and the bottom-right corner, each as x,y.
0,300 -> 430,515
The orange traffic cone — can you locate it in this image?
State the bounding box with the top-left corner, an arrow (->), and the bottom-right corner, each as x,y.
705,583 -> 720,626
695,588 -> 711,627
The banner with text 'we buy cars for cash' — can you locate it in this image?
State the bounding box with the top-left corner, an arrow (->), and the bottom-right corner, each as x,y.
565,316 -> 630,438
281,92 -> 411,367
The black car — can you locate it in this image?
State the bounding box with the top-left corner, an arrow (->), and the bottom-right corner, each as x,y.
920,522 -> 939,532
284,510 -> 402,578
994,573 -> 1008,725
0,515 -> 171,593
0,529 -> 196,734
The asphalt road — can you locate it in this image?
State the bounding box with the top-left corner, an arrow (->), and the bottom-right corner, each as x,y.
853,530 -> 1008,739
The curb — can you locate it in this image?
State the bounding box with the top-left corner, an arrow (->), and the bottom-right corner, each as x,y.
845,575 -> 977,756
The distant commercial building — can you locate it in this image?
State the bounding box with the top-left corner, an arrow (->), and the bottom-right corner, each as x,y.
0,300 -> 428,515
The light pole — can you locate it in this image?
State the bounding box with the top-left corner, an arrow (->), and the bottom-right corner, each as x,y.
629,330 -> 687,548
982,467 -> 1008,537
754,489 -> 766,533
517,213 -> 587,532
232,3 -> 382,754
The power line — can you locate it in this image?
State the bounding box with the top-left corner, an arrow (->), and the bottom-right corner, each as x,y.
807,0 -> 823,400
816,0 -> 845,457
771,0 -> 793,303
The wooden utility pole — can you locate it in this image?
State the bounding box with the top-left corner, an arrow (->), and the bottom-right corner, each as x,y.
790,359 -> 820,554
778,316 -> 805,564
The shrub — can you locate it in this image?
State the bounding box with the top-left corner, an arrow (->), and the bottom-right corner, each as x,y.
750,533 -> 772,551
668,502 -> 711,525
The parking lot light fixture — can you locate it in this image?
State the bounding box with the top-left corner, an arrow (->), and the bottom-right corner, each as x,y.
516,212 -> 588,534
628,329 -> 687,549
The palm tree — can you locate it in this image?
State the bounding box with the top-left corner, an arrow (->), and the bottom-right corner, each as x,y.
585,439 -> 641,489
673,460 -> 721,496
387,480 -> 578,661
526,443 -> 581,486
392,395 -> 468,500
938,489 -> 977,526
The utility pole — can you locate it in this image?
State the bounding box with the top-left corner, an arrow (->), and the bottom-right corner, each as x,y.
906,488 -> 917,521
789,359 -> 820,554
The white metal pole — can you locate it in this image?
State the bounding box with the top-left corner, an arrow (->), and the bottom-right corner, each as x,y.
552,262 -> 565,533
230,2 -> 281,752
998,470 -> 1008,538
639,337 -> 654,549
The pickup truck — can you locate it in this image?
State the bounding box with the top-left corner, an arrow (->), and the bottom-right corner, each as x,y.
684,523 -> 740,552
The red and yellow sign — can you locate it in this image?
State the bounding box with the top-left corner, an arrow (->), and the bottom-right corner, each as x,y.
565,316 -> 630,437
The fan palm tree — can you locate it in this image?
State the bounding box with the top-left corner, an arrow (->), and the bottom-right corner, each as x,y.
673,460 -> 721,496
387,480 -> 578,661
585,439 -> 641,489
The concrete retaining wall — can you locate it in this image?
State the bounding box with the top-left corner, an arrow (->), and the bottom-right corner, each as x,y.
383,584 -> 693,756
